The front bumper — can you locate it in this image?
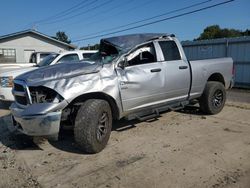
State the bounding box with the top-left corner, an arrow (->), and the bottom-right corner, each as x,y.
10,103 -> 62,136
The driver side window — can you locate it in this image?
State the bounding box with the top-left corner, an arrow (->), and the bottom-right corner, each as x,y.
126,42 -> 156,66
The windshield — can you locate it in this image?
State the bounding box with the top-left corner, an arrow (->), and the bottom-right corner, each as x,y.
87,52 -> 117,64
82,53 -> 96,60
37,54 -> 58,67
87,41 -> 119,64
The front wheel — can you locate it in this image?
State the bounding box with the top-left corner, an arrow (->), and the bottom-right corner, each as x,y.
74,99 -> 112,153
199,81 -> 226,115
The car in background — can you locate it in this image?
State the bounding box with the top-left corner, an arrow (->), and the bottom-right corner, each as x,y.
29,52 -> 54,64
0,52 -> 54,70
0,50 -> 97,101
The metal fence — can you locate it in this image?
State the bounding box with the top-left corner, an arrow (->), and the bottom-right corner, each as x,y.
182,36 -> 250,88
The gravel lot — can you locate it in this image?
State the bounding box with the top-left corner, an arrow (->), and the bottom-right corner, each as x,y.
0,89 -> 250,188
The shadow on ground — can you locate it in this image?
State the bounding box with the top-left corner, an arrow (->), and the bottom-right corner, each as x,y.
48,119 -> 143,154
177,105 -> 203,115
0,104 -> 205,154
0,114 -> 42,151
49,107 -> 205,154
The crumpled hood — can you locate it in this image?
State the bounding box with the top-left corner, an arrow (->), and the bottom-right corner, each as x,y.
16,62 -> 102,85
0,66 -> 37,77
0,64 -> 35,73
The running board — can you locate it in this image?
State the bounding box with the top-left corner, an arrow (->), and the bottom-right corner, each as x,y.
135,109 -> 160,121
169,104 -> 185,111
126,101 -> 189,121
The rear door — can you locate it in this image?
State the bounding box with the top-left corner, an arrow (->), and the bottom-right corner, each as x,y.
157,40 -> 190,101
117,42 -> 167,111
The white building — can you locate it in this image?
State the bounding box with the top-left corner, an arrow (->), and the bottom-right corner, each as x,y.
0,29 -> 76,63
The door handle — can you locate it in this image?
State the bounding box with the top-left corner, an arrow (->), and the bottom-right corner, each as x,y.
120,81 -> 128,89
150,68 -> 161,72
179,66 -> 188,70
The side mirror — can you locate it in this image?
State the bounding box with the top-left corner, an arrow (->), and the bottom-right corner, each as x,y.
118,57 -> 127,69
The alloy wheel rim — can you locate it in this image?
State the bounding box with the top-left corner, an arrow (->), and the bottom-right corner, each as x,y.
97,112 -> 108,142
212,89 -> 223,108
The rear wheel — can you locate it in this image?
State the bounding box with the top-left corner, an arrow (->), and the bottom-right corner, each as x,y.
199,81 -> 226,115
74,99 -> 112,153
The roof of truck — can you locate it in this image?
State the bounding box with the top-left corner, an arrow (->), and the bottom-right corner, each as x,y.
102,33 -> 171,51
58,50 -> 97,55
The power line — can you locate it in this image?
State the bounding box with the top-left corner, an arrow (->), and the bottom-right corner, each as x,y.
34,0 -> 94,24
38,0 -> 100,25
72,0 -> 234,42
42,0 -> 136,33
40,0 -> 114,25
68,0 -> 155,37
72,0 -> 213,40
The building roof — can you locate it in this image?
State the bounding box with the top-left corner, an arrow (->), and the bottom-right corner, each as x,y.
0,29 -> 77,49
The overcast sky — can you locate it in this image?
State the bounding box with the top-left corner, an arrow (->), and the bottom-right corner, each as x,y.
0,0 -> 249,47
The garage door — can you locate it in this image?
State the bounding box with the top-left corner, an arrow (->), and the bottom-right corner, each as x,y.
24,50 -> 35,63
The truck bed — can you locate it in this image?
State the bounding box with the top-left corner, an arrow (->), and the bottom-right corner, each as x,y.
189,57 -> 233,99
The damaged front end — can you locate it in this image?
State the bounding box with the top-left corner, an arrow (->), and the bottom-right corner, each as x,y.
9,34 -> 157,139
10,80 -> 68,138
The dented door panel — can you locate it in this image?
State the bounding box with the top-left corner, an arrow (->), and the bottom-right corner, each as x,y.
117,62 -> 166,111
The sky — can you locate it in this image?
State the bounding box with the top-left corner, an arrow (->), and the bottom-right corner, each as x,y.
0,0 -> 249,48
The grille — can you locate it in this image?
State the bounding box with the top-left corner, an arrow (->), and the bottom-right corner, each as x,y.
13,81 -> 30,106
14,83 -> 24,92
15,96 -> 28,105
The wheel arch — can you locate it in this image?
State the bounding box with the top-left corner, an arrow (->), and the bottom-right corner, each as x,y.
207,73 -> 225,86
68,92 -> 120,120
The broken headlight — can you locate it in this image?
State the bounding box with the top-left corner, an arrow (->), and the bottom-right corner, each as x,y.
29,86 -> 63,104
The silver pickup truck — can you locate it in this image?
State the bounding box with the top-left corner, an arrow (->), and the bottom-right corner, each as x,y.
10,33 -> 234,153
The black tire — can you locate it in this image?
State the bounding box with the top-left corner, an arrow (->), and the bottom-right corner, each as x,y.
199,81 -> 226,115
74,99 -> 112,153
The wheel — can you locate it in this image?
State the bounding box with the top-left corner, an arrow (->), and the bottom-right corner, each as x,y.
199,81 -> 226,115
74,99 -> 112,153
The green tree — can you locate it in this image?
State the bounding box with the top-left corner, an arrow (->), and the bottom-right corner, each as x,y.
196,25 -> 249,40
53,31 -> 71,44
80,43 -> 100,50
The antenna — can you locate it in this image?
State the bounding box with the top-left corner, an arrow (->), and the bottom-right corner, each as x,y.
32,24 -> 37,31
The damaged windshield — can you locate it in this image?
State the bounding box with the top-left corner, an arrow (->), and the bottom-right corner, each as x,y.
88,41 -> 119,64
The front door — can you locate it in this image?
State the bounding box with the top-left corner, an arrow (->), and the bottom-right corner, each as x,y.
117,42 -> 166,112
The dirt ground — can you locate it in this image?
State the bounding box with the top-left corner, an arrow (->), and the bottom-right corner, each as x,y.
0,89 -> 250,188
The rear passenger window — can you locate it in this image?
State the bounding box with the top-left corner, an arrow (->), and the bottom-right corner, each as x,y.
158,41 -> 181,61
58,54 -> 79,63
